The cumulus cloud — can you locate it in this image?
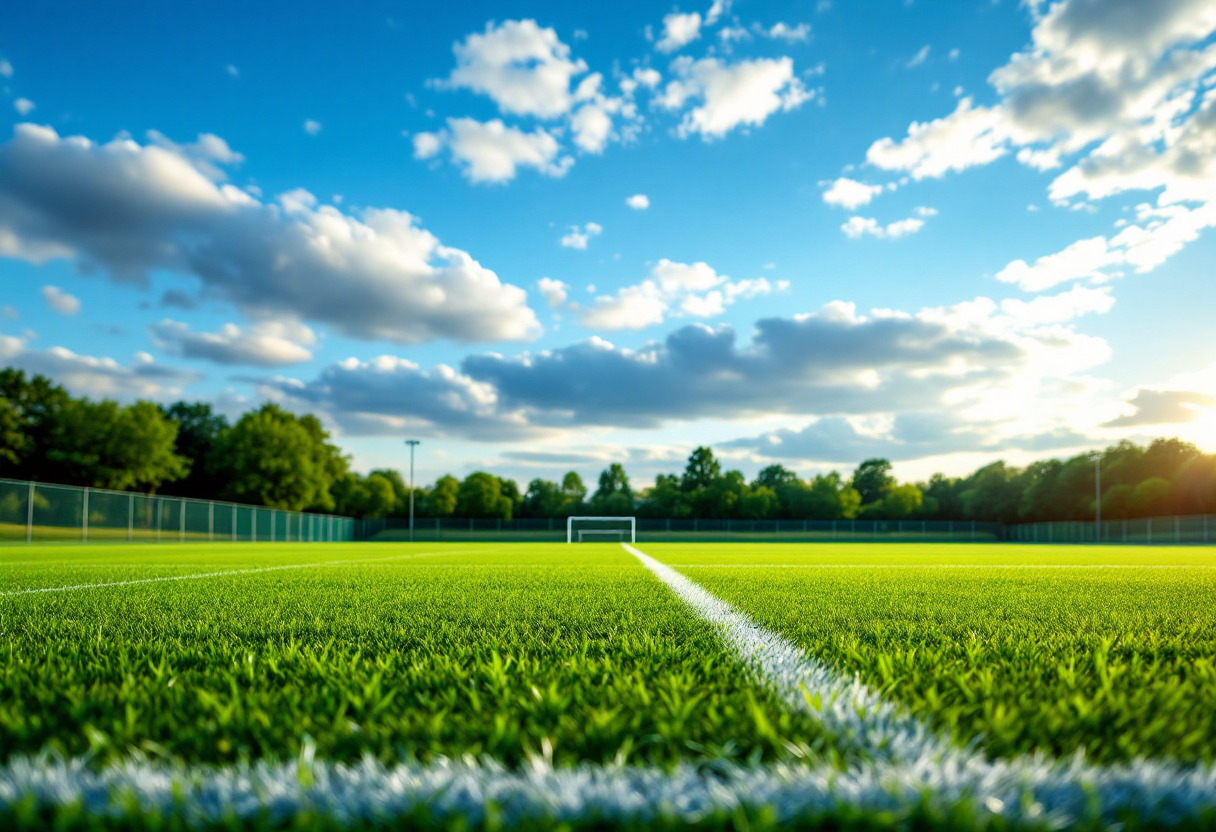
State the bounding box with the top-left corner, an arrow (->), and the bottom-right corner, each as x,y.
560,221 -> 603,250
0,124 -> 541,344
149,319 -> 316,367
438,19 -> 588,119
841,215 -> 926,239
536,278 -> 569,309
862,0 -> 1216,284
1103,388 -> 1216,427
727,412 -> 1091,463
413,118 -> 573,183
303,120 -> 322,135
41,285 -> 80,315
13,98 -> 34,116
263,355 -> 539,440
765,22 -> 811,43
0,334 -> 197,399
626,193 -> 650,210
580,259 -> 783,330
656,11 -> 703,53
658,56 -> 813,139
822,177 -> 884,209
0,59 -> 12,78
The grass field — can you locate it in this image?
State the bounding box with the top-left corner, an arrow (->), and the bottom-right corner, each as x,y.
0,540 -> 1213,829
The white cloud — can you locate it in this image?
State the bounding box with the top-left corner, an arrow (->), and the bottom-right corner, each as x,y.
656,12 -> 702,53
560,221 -> 603,250
0,335 -> 197,400
632,67 -> 662,88
225,64 -> 239,78
40,285 -> 80,316
303,119 -> 322,135
907,45 -> 930,68
626,193 -> 650,210
659,56 -> 813,139
570,93 -> 620,153
822,177 -> 883,209
418,118 -> 573,183
0,124 -> 542,345
13,98 -> 34,116
581,259 -> 780,330
1,305 -> 16,320
536,278 -> 569,309
862,0 -> 1216,297
706,0 -> 730,25
0,59 -> 12,78
150,319 -> 316,366
412,131 -> 444,159
841,214 -> 928,239
765,22 -> 811,43
439,19 -> 588,118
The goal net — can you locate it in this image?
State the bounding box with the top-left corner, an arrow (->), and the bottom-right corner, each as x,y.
567,516 -> 636,543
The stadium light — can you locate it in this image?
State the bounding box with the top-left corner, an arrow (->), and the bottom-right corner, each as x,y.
405,440 -> 421,543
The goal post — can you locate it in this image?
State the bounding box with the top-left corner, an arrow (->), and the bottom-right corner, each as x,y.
566,516 -> 636,544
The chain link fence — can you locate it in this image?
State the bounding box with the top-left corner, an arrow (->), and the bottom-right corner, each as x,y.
1007,515 -> 1216,545
358,516 -> 1005,543
0,477 -> 355,544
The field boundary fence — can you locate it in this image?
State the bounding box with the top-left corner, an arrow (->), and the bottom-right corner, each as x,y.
0,477 -> 355,545
358,517 -> 1005,543
1006,515 -> 1216,545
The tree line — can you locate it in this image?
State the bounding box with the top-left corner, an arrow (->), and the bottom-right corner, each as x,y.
3,367 -> 1214,523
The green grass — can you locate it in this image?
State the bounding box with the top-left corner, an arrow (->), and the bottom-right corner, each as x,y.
644,542 -> 1216,765
0,542 -> 829,768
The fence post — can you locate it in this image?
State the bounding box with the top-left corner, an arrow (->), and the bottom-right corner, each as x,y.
156,497 -> 162,543
209,502 -> 214,542
179,500 -> 185,543
82,487 -> 89,543
128,493 -> 134,542
26,480 -> 34,544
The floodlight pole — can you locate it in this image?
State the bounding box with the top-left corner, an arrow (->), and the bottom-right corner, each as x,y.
405,440 -> 421,543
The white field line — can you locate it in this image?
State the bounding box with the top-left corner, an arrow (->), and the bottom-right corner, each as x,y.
1,753 -> 1215,828
0,548 -> 494,597
665,563 -> 1216,569
622,542 -> 1216,814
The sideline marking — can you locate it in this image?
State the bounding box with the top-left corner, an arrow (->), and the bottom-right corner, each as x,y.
623,543 -> 948,762
625,542 -> 1216,787
665,563 -> 1216,569
3,752 -> 1214,828
0,548 -> 493,597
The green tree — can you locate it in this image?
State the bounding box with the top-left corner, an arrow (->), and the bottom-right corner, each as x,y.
851,458 -> 894,506
638,473 -> 690,518
332,472 -> 396,519
681,446 -> 721,491
522,478 -> 564,518
0,398 -> 27,468
738,484 -> 777,519
878,483 -> 924,519
160,402 -> 230,498
589,463 -> 634,515
753,464 -> 797,491
561,471 -> 587,506
424,475 -> 460,517
44,399 -> 189,491
501,478 -> 523,516
959,461 -> 1024,523
369,468 -> 410,515
455,472 -> 513,519
209,404 -> 347,511
0,369 -> 70,479
1130,477 -> 1172,517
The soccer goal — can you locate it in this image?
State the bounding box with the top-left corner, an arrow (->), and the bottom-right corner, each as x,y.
567,516 -> 636,543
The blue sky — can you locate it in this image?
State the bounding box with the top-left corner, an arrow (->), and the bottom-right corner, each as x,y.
3,0 -> 1216,488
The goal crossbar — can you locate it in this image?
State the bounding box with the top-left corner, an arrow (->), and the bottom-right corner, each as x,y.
567,516 -> 636,544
